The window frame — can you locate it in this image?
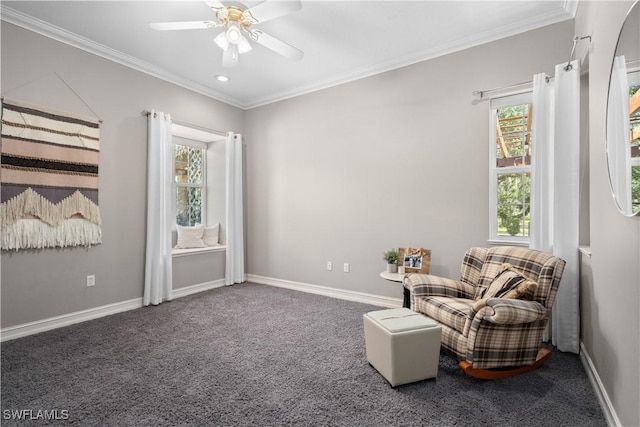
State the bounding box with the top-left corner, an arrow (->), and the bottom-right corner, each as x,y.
629,70 -> 640,212
172,136 -> 207,228
488,92 -> 533,246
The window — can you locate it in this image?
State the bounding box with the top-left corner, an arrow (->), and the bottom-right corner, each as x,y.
171,124 -> 225,231
629,70 -> 640,213
174,142 -> 205,226
489,93 -> 533,243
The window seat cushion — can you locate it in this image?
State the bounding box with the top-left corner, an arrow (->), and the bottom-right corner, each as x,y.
172,245 -> 226,257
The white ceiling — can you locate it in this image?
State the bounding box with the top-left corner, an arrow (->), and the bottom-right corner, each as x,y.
1,1 -> 577,109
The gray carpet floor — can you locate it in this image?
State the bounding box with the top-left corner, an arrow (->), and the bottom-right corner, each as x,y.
1,282 -> 606,426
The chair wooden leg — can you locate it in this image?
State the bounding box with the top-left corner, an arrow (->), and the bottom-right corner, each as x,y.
458,348 -> 552,380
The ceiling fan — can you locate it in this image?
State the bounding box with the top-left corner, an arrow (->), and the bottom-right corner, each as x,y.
149,0 -> 304,68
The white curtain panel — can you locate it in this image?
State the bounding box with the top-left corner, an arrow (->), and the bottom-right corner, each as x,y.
607,56 -> 632,214
530,72 -> 554,253
225,132 -> 245,286
143,111 -> 173,306
530,60 -> 580,353
551,60 -> 580,354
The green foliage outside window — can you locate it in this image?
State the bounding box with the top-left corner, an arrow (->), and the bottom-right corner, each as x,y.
631,84 -> 640,214
497,173 -> 531,236
495,103 -> 532,237
632,166 -> 640,214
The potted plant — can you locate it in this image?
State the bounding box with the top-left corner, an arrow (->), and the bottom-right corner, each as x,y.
383,249 -> 399,273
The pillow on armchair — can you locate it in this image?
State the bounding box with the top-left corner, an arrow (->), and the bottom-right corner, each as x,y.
473,264 -> 537,311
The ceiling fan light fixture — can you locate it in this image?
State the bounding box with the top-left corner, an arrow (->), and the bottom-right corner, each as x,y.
226,22 -> 242,44
237,36 -> 252,54
214,31 -> 229,50
151,0 -> 304,66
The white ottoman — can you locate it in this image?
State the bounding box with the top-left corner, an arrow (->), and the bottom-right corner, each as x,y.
363,308 -> 441,387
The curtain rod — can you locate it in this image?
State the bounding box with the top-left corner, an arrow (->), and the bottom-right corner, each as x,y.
472,76 -> 555,100
471,80 -> 533,100
564,35 -> 591,71
141,110 -> 227,137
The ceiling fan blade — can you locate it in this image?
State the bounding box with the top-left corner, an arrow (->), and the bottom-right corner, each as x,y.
149,21 -> 216,31
244,0 -> 302,24
251,30 -> 304,61
202,0 -> 225,10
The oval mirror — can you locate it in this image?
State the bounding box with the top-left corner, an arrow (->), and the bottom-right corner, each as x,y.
606,0 -> 640,216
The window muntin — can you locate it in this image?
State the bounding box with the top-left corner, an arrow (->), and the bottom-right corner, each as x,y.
489,93 -> 532,242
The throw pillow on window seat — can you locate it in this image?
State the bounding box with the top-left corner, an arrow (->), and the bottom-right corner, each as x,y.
472,263 -> 537,311
203,223 -> 220,246
175,224 -> 206,249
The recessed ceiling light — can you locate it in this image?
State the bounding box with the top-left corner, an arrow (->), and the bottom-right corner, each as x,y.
215,75 -> 230,82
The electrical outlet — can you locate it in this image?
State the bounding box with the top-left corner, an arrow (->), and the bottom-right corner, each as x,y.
327,261 -> 333,271
87,275 -> 95,287
343,263 -> 350,273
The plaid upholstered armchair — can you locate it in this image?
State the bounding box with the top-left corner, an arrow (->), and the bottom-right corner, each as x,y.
404,246 -> 566,379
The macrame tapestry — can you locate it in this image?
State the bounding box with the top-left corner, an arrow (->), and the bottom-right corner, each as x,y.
1,99 -> 102,250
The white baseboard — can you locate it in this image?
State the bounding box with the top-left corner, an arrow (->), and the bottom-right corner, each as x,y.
1,276 -> 390,342
172,279 -> 225,299
0,297 -> 143,342
579,342 -> 620,427
0,279 -> 225,342
246,274 -> 402,308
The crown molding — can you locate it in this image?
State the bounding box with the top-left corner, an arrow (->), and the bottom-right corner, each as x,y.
1,3 -> 576,111
245,5 -> 575,108
0,5 -> 244,109
563,0 -> 580,18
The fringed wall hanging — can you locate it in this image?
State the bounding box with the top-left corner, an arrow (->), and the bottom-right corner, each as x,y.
1,99 -> 102,250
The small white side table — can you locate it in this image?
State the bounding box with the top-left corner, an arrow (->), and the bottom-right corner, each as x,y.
379,271 -> 404,282
380,271 -> 410,308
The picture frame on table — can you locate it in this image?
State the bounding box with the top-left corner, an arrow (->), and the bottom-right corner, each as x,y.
398,248 -> 431,274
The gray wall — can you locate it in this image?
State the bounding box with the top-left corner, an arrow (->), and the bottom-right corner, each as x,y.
3,6 -> 639,426
0,22 -> 243,326
173,252 -> 225,290
207,140 -> 227,244
575,2 -> 640,426
243,21 -> 574,299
